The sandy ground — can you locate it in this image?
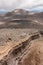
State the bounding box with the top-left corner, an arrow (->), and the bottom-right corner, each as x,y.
0,29 -> 37,60
0,29 -> 43,65
21,37 -> 43,65
0,29 -> 38,45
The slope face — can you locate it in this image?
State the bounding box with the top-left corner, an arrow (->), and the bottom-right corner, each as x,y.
21,37 -> 43,65
0,30 -> 43,65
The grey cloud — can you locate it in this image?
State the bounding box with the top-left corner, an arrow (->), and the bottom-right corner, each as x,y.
0,0 -> 43,11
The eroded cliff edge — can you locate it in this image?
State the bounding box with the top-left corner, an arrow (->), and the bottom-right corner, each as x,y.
0,30 -> 43,65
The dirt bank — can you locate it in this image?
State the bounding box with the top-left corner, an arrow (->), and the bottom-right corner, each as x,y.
0,29 -> 43,65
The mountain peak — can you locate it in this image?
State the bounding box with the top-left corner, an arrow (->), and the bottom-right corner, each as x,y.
12,9 -> 29,15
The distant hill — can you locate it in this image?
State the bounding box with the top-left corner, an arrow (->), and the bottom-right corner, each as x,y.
5,9 -> 29,16
0,9 -> 43,29
0,9 -> 43,23
5,9 -> 35,16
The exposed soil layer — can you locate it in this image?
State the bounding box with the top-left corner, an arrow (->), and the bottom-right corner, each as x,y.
0,29 -> 43,65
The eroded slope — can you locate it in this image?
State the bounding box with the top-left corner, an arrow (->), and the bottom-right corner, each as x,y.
0,30 -> 43,65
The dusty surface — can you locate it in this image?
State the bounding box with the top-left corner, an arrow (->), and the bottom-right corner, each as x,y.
0,9 -> 43,65
0,29 -> 38,45
0,29 -> 43,65
0,29 -> 36,60
21,37 -> 43,65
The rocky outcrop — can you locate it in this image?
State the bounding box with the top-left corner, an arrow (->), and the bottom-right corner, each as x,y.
0,31 -> 43,65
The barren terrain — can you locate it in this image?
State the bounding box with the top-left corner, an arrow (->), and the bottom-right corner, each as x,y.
0,29 -> 43,65
0,9 -> 43,65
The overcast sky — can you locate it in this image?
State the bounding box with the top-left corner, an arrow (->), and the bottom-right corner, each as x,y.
0,0 -> 43,11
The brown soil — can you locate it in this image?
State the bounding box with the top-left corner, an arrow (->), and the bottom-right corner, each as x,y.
0,29 -> 43,65
21,37 -> 43,65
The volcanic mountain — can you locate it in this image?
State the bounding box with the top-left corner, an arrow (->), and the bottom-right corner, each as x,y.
5,9 -> 29,16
